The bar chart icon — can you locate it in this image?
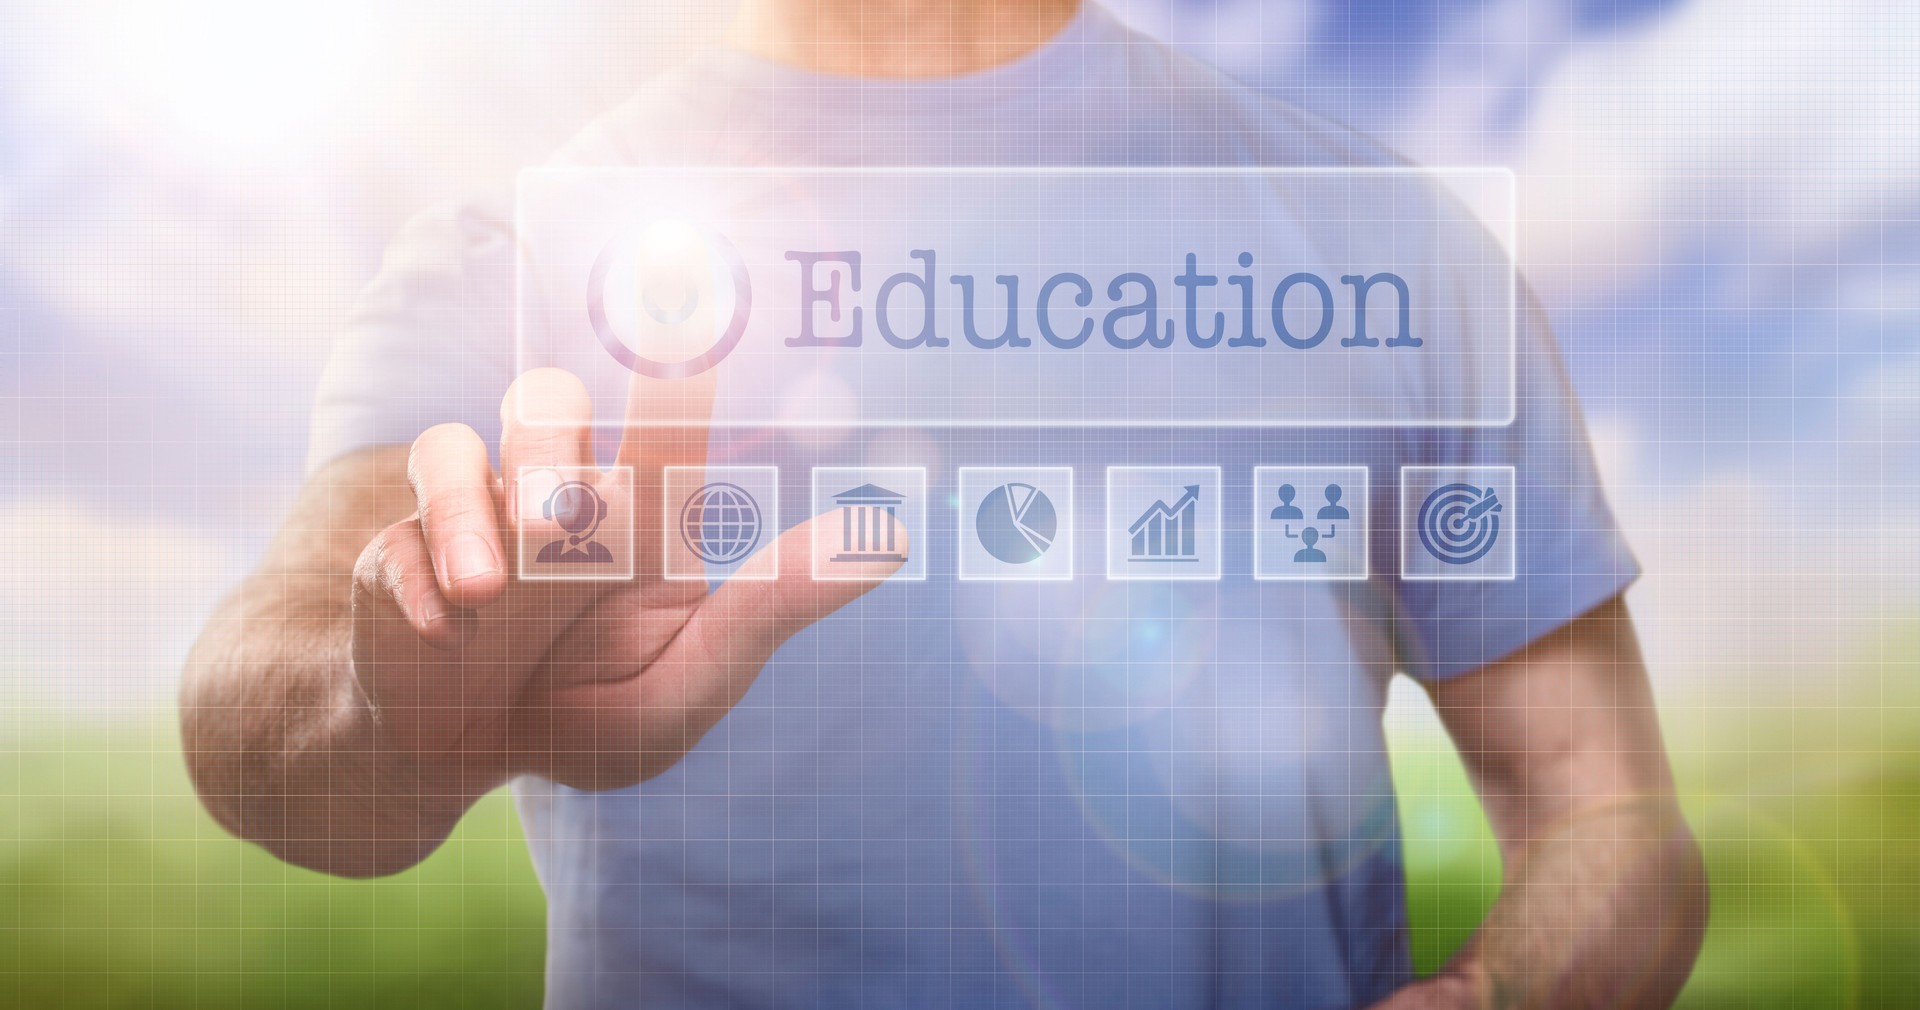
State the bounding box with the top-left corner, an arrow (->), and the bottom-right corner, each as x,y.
1105,467 -> 1221,580
1128,485 -> 1200,562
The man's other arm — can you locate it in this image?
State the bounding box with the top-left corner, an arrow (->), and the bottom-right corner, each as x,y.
1379,594 -> 1709,1010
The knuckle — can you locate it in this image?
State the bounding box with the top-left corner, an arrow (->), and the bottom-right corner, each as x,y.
419,487 -> 496,535
407,425 -> 494,515
505,368 -> 591,426
355,521 -> 423,595
406,423 -> 483,483
409,422 -> 480,462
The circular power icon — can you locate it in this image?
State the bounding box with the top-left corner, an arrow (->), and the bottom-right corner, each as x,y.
587,219 -> 752,380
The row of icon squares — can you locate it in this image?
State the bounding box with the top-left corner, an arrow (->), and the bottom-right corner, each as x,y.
667,467 -> 932,582
515,466 -> 934,583
967,466 -> 1412,581
515,465 -> 1516,582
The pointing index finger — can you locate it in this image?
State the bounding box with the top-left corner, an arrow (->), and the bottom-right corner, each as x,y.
615,217 -> 725,471
616,372 -> 715,472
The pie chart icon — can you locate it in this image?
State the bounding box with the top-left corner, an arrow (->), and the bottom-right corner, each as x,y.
975,482 -> 1057,564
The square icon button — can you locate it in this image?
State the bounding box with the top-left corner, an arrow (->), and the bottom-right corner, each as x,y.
516,466 -> 635,581
1106,466 -> 1222,580
1253,466 -> 1368,580
811,467 -> 927,581
1401,466 -> 1516,581
663,466 -> 780,581
958,467 -> 1075,581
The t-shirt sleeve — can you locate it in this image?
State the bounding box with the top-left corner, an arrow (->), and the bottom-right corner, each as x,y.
1392,280 -> 1640,680
305,197 -> 519,474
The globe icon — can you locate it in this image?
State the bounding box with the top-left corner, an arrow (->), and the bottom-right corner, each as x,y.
681,482 -> 762,564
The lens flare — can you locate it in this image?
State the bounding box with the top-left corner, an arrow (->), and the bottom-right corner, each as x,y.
102,0 -> 384,155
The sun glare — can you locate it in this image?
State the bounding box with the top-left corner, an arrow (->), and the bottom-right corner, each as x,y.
102,0 -> 384,155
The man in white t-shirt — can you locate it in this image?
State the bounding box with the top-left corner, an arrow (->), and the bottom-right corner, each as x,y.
182,3 -> 1706,1007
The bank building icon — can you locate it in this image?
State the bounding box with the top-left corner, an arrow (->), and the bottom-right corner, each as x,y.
831,483 -> 908,562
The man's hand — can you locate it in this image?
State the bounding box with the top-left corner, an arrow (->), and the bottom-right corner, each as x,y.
1371,596 -> 1707,1010
183,367 -> 902,875
358,367 -> 900,791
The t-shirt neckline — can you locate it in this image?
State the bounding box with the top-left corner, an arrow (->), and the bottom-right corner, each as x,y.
686,3 -> 1128,122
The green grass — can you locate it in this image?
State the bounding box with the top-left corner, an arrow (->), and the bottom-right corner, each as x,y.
1,729 -> 547,1009
7,625 -> 1918,1009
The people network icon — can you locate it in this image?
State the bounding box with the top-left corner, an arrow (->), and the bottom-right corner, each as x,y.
1270,483 -> 1348,522
1274,482 -> 1348,565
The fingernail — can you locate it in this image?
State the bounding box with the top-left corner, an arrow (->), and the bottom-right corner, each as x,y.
415,591 -> 450,629
444,532 -> 500,585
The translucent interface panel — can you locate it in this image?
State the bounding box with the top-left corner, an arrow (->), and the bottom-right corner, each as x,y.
515,167 -> 1515,427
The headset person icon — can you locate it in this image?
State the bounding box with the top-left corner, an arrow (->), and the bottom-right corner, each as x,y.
536,481 -> 615,564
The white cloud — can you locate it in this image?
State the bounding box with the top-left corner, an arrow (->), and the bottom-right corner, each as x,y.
1589,428 -> 1920,701
0,496 -> 244,719
1399,0 -> 1580,160
1841,351 -> 1920,439
1106,0 -> 1323,79
1453,0 -> 1920,697
4,175 -> 371,377
1475,0 -> 1918,296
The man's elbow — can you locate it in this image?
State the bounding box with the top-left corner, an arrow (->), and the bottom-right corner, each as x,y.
1604,795 -> 1709,999
1658,805 -> 1711,974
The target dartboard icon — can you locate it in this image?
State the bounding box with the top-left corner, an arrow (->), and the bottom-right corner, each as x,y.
1417,483 -> 1503,565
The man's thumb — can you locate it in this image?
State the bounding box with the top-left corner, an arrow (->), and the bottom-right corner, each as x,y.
693,511 -> 908,659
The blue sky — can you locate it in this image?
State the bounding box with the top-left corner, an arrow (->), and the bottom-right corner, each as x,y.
1,0 -> 1915,712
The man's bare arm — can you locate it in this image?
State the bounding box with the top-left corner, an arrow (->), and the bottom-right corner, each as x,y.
1380,595 -> 1708,1009
180,446 -> 498,877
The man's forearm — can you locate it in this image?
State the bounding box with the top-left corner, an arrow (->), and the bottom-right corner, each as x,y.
1437,797 -> 1708,1010
180,573 -> 494,877
1400,597 -> 1710,1010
